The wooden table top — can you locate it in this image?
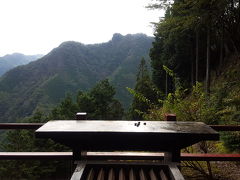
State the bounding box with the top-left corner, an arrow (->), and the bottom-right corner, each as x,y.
35,120 -> 219,151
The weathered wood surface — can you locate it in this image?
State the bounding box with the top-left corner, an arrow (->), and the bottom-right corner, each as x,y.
35,120 -> 219,152
1,123 -> 239,132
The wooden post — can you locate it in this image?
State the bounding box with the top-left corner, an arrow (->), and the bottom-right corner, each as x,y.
164,114 -> 176,121
164,149 -> 181,163
76,112 -> 87,120
164,114 -> 178,163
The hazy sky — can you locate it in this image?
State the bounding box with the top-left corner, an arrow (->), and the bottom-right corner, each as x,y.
0,0 -> 163,57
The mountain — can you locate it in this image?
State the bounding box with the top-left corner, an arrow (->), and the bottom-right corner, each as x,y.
0,33 -> 153,122
0,53 -> 43,76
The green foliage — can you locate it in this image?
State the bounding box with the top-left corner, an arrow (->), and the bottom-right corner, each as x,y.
145,82 -> 219,125
210,60 -> 240,152
146,0 -> 240,178
50,94 -> 78,119
127,88 -> 153,106
149,0 -> 240,94
150,2 -> 194,93
82,79 -> 124,119
128,59 -> 160,120
144,81 -> 229,179
222,131 -> 240,152
50,79 -> 124,120
0,79 -> 124,179
148,0 -> 240,155
143,59 -> 240,178
0,112 -> 70,179
89,79 -> 115,118
163,65 -> 174,77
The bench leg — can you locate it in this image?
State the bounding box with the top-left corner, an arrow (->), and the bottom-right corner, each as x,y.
70,162 -> 86,180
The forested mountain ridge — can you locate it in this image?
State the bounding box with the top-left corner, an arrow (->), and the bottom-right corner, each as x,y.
0,33 -> 153,122
0,53 -> 43,76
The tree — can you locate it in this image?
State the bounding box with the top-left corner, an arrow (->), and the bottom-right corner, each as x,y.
149,2 -> 197,94
50,79 -> 124,120
50,94 -> 78,120
77,79 -> 124,120
129,58 -> 158,120
149,0 -> 240,94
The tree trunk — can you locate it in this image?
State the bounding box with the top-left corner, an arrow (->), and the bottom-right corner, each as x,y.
206,27 -> 211,94
165,71 -> 168,97
196,30 -> 199,83
190,42 -> 195,87
191,59 -> 194,87
219,25 -> 224,75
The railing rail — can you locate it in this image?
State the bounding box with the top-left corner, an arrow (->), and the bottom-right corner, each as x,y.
0,123 -> 240,161
0,152 -> 240,161
0,123 -> 43,129
0,152 -> 72,160
209,125 -> 240,131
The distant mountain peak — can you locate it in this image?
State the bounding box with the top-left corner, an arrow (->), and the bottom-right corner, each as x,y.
3,53 -> 24,57
59,41 -> 84,47
112,33 -> 124,42
0,53 -> 43,76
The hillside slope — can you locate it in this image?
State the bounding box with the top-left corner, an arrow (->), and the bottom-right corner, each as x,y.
0,33 -> 153,122
0,53 -> 43,76
211,54 -> 240,126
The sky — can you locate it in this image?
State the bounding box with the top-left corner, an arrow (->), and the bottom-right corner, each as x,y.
0,0 -> 163,57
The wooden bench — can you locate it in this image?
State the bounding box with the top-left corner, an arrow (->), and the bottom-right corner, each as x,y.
36,120 -> 219,180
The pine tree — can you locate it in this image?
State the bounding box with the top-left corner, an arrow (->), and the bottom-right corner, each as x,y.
129,58 -> 157,120
77,79 -> 124,120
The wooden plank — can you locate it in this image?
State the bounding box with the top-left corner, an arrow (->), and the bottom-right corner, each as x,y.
0,123 -> 240,132
181,153 -> 240,161
168,164 -> 185,180
76,112 -> 87,120
86,168 -> 95,180
139,168 -> 147,180
159,170 -> 168,180
165,114 -> 176,121
97,168 -> 104,180
85,152 -> 164,160
149,169 -> 157,180
86,152 -> 240,162
129,168 -> 136,180
108,168 -> 115,180
70,163 -> 86,180
0,123 -> 43,129
210,125 -> 240,131
0,152 -> 72,160
119,168 -> 125,180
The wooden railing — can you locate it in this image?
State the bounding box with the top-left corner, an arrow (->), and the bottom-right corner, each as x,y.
0,123 -> 43,129
0,123 -> 240,161
209,125 -> 240,131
